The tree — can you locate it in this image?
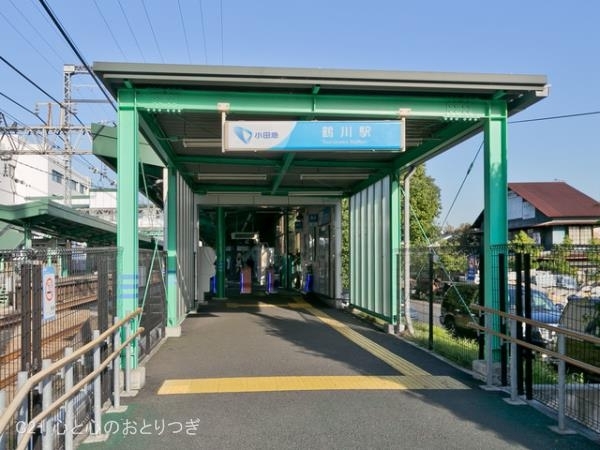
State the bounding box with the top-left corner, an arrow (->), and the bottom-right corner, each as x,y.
437,223 -> 481,279
509,230 -> 541,270
408,165 -> 441,246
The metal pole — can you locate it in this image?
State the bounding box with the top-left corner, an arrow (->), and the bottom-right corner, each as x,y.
16,371 -> 28,446
428,251 -> 434,350
64,347 -> 74,450
92,330 -> 102,435
557,334 -> 566,431
113,317 -> 121,409
0,390 -> 6,450
510,319 -> 519,402
41,359 -> 53,450
125,321 -> 131,393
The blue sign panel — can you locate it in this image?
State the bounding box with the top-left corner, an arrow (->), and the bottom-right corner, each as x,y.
224,120 -> 402,151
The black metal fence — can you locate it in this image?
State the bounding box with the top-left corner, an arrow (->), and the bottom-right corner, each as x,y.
0,246 -> 166,448
407,244 -> 600,435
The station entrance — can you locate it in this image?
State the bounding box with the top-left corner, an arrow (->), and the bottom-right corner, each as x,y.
92,62 -> 548,366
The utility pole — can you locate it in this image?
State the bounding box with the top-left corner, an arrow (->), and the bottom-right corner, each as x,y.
0,64 -> 105,206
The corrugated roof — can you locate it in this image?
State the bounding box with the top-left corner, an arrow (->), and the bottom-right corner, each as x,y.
509,182 -> 600,218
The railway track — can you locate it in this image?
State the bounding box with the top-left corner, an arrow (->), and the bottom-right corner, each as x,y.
0,294 -> 97,329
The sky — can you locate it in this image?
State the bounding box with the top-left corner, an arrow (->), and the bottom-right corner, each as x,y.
1,0 -> 599,227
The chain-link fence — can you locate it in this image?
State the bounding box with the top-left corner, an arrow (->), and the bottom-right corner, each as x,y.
0,246 -> 167,448
406,244 -> 600,434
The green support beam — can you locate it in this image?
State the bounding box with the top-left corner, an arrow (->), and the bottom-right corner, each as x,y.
482,104 -> 508,361
216,207 -> 226,298
135,89 -> 491,120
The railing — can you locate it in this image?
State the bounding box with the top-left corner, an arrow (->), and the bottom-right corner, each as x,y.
0,308 -> 143,450
471,304 -> 600,434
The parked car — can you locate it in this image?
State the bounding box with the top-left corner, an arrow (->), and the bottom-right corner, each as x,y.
439,283 -> 561,347
557,295 -> 600,380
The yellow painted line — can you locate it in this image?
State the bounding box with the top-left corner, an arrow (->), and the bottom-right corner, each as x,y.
297,302 -> 429,377
157,375 -> 468,395
226,301 -> 291,308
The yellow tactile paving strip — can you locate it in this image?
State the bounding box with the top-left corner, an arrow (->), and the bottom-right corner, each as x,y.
157,298 -> 469,395
296,301 -> 429,377
158,375 -> 468,395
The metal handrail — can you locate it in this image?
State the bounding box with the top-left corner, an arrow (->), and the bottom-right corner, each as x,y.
0,308 -> 143,437
470,304 -> 600,375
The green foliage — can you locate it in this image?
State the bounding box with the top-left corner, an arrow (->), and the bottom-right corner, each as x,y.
438,223 -> 480,277
509,230 -> 541,270
409,165 -> 441,246
408,323 -> 478,368
538,235 -> 576,275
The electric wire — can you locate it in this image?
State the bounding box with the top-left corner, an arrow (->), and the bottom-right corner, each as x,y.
37,0 -> 117,112
140,0 -> 165,63
10,0 -> 66,63
0,92 -> 46,123
117,0 -> 147,62
0,109 -> 116,188
92,0 -> 127,60
177,0 -> 192,63
0,7 -> 60,73
219,0 -> 224,64
197,0 -> 209,63
440,141 -> 483,230
510,110 -> 600,124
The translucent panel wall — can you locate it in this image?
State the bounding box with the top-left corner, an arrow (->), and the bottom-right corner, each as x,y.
350,177 -> 392,320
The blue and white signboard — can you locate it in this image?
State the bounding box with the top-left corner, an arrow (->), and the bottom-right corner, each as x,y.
42,265 -> 56,321
224,120 -> 402,151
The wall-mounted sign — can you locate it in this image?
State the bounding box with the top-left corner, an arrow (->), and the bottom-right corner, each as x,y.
42,266 -> 56,321
224,120 -> 402,152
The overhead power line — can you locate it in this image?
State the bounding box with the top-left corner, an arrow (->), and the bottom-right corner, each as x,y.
37,0 -> 117,111
510,110 -> 600,124
141,0 -> 165,63
117,0 -> 146,62
0,92 -> 46,123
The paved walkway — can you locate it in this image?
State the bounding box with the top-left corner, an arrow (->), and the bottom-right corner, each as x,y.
80,292 -> 598,449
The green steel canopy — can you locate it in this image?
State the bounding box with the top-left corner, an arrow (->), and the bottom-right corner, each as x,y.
92,62 -> 549,207
0,200 -> 155,248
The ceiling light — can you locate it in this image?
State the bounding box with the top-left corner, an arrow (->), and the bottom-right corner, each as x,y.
198,173 -> 267,181
299,173 -> 370,181
183,138 -> 222,148
288,190 -> 344,196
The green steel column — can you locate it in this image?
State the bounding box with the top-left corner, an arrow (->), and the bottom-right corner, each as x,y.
23,224 -> 32,249
283,211 -> 290,289
166,167 -> 178,327
216,206 -> 226,298
390,175 -> 401,328
483,102 -> 508,360
117,88 -> 139,317
117,88 -> 139,366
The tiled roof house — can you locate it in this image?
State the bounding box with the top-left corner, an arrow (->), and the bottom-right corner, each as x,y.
474,181 -> 600,249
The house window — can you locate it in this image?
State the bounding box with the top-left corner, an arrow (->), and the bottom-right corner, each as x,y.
51,170 -> 63,184
568,226 -> 592,245
70,179 -> 77,191
79,184 -> 87,194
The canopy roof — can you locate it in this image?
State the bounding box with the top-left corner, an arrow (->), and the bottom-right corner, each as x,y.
0,200 -> 155,248
92,62 -> 549,208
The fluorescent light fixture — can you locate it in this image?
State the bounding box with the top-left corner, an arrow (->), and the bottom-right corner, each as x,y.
299,173 -> 370,181
288,190 -> 344,196
198,173 -> 267,181
183,138 -> 222,148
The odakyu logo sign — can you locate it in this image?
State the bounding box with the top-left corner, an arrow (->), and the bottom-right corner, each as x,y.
233,126 -> 253,144
224,120 -> 401,152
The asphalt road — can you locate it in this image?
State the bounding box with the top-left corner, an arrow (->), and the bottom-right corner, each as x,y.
80,293 -> 598,450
